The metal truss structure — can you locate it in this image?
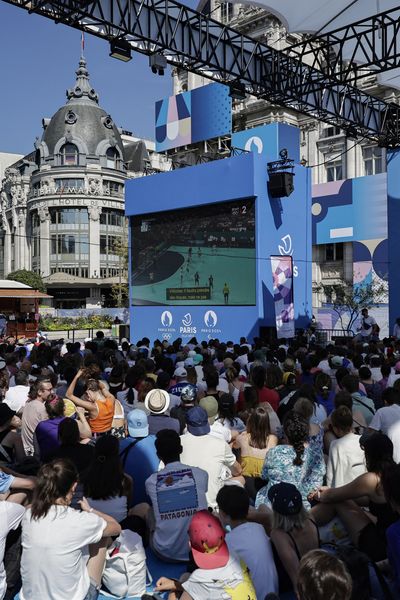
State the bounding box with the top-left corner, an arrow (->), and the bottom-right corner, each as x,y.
3,0 -> 400,146
287,5 -> 400,84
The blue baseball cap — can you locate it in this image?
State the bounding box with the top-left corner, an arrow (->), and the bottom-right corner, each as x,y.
127,409 -> 149,438
186,406 -> 210,436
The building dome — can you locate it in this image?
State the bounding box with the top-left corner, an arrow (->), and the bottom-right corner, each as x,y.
39,57 -> 125,168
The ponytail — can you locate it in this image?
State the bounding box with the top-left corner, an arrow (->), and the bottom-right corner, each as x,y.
126,387 -> 135,405
283,411 -> 309,467
31,459 -> 78,520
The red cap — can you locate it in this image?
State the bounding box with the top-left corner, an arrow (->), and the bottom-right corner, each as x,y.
188,511 -> 229,569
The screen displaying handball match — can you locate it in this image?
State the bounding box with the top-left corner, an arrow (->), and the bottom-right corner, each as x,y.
131,198 -> 256,306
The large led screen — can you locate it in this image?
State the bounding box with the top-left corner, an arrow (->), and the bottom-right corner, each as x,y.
131,199 -> 256,306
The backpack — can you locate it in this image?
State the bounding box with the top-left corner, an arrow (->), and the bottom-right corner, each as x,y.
102,529 -> 150,598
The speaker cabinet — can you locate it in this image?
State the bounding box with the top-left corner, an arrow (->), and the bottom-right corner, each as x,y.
268,172 -> 294,197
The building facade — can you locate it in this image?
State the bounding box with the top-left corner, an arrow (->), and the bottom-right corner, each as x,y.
0,57 -> 160,308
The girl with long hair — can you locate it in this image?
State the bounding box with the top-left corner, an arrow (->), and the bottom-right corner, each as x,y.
255,411 -> 325,510
20,458 -> 120,600
81,435 -> 132,523
311,432 -> 398,562
234,406 -> 278,478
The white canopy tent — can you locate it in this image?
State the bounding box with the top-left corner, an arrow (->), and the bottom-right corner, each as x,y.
202,0 -> 400,89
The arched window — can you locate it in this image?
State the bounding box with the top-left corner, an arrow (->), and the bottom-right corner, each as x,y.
60,143 -> 78,166
106,147 -> 119,169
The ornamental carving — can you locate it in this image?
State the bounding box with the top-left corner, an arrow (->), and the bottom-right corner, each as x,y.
88,205 -> 101,221
38,206 -> 50,223
88,178 -> 101,195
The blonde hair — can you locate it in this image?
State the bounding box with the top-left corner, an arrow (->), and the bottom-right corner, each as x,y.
272,505 -> 309,533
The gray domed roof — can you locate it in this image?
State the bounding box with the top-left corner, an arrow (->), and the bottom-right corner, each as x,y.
41,58 -> 125,160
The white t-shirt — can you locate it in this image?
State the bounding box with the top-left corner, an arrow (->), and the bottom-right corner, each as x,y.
359,315 -> 376,337
210,421 -> 232,443
4,385 -> 30,413
182,553 -> 256,600
326,433 -> 366,488
225,523 -> 278,599
370,404 -> 400,463
21,505 -> 106,600
0,502 -> 24,600
180,432 -> 236,509
145,461 -> 208,561
387,373 -> 400,388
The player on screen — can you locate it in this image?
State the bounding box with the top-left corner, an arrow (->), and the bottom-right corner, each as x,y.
209,275 -> 214,290
223,282 -> 230,305
194,272 -> 200,286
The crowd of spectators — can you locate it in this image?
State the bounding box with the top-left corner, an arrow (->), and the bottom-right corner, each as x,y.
1,330 -> 400,599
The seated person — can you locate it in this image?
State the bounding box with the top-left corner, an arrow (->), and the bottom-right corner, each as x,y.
82,435 -> 132,523
153,510 -> 256,599
297,549 -> 352,600
269,482 -> 320,592
132,429 -> 208,563
119,409 -> 159,506
326,406 -> 366,488
48,417 -> 94,474
0,501 -> 25,600
0,403 -> 25,463
216,484 -> 278,599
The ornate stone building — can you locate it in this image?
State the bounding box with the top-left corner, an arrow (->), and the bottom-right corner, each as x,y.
0,57 -> 151,308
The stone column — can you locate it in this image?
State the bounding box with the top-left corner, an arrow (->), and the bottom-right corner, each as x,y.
38,206 -> 50,277
88,204 -> 101,278
3,219 -> 12,276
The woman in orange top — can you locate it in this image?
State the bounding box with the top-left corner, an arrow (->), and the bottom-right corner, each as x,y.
66,369 -> 115,436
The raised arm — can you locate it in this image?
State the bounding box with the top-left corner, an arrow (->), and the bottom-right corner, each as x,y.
66,371 -> 98,417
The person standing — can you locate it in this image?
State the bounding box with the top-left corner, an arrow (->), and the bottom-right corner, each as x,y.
223,283 -> 230,305
355,308 -> 377,343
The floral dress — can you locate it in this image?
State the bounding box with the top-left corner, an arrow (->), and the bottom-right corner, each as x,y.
255,443 -> 325,510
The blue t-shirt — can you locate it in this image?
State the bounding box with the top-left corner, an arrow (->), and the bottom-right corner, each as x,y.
119,435 -> 159,505
0,470 -> 14,493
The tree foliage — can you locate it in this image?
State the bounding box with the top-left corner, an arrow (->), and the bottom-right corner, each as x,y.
315,280 -> 387,333
110,235 -> 129,308
7,270 -> 46,293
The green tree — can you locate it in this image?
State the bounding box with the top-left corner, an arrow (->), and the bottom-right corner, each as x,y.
315,279 -> 387,333
110,234 -> 129,308
7,269 -> 46,293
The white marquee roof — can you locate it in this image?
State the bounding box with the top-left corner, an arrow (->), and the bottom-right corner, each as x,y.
205,0 -> 400,89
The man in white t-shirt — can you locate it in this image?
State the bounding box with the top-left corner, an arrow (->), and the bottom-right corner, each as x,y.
154,510 -> 256,599
0,501 -> 24,600
199,396 -> 231,443
369,387 -> 400,462
4,370 -> 30,413
179,407 -> 241,509
355,308 -> 377,343
326,406 -> 366,488
217,484 -> 278,599
144,429 -> 208,562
